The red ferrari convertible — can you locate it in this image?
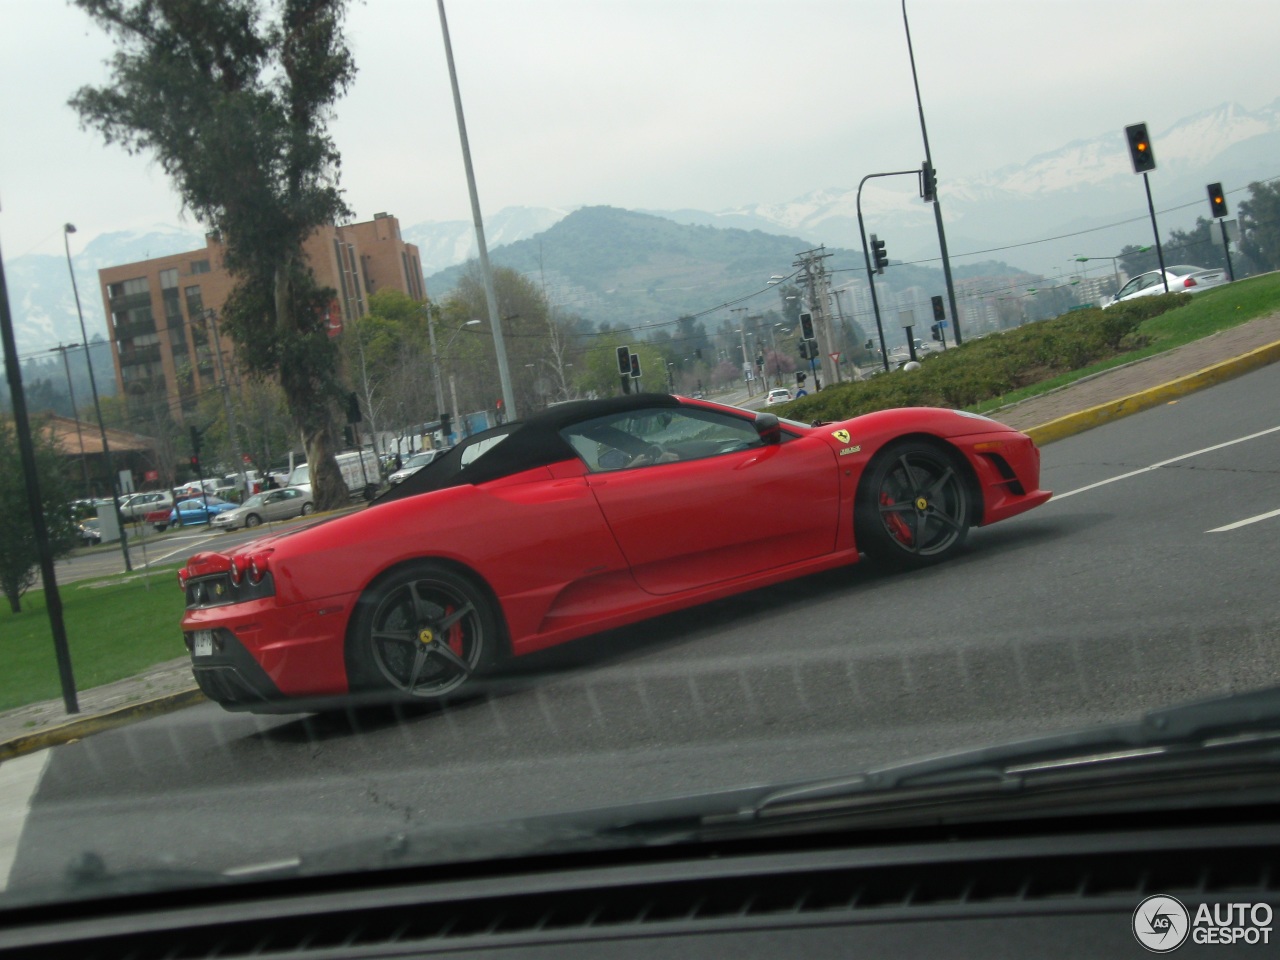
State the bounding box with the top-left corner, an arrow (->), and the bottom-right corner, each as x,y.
180,394 -> 1051,712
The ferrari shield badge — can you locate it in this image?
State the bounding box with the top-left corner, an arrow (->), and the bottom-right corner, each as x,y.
832,429 -> 850,443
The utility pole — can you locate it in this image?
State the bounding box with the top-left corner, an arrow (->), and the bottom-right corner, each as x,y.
793,247 -> 836,387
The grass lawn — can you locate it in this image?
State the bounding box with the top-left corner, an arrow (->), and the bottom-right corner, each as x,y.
971,272 -> 1280,414
0,568 -> 187,713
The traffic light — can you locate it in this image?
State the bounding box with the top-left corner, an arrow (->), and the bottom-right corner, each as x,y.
629,353 -> 642,378
795,371 -> 806,384
189,425 -> 201,458
755,354 -> 764,370
799,312 -> 814,340
1207,182 -> 1228,219
440,412 -> 453,437
616,345 -> 631,376
1124,122 -> 1156,174
798,340 -> 811,360
921,161 -> 937,203
345,392 -> 362,423
931,295 -> 946,322
870,234 -> 888,274
930,323 -> 942,342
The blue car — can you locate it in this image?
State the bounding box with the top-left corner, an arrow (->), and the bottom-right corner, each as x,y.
164,497 -> 238,528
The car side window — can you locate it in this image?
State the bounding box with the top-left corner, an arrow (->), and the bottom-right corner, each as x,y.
562,407 -> 763,472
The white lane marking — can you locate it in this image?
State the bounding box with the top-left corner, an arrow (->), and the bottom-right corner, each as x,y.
0,751 -> 51,891
1052,424 -> 1280,501
1208,507 -> 1280,533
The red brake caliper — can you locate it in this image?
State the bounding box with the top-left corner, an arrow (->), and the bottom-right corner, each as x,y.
443,605 -> 465,657
880,492 -> 915,545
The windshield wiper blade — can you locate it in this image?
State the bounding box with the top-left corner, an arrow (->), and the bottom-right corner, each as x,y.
745,685 -> 1280,821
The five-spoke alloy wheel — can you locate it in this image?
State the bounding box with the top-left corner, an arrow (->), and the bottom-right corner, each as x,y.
855,441 -> 971,568
347,563 -> 498,702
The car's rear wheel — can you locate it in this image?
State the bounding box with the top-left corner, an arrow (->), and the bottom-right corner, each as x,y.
244,514 -> 262,528
347,562 -> 498,702
301,502 -> 314,515
855,440 -> 971,569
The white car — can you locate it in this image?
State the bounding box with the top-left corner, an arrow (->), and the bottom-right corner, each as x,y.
388,449 -> 439,485
766,388 -> 792,405
210,487 -> 315,530
118,491 -> 174,520
1106,264 -> 1228,307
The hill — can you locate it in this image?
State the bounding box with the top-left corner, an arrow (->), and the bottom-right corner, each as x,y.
425,206 -> 1026,331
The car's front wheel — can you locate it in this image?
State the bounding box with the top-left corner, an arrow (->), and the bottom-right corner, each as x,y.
855,440 -> 971,568
346,562 -> 499,702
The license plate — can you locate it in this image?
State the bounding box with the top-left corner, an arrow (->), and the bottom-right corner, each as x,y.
192,630 -> 214,657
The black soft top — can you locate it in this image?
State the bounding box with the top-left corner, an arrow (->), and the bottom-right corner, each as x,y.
373,393 -> 682,505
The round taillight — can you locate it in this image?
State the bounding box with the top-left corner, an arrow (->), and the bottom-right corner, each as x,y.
177,568 -> 188,589
248,556 -> 265,584
1183,277 -> 1197,288
228,557 -> 243,584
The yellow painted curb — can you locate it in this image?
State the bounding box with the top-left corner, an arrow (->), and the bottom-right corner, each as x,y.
1026,338 -> 1280,446
0,688 -> 206,763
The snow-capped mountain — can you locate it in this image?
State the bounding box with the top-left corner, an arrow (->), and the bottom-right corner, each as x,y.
9,225 -> 205,356
678,99 -> 1280,270
8,98 -> 1278,354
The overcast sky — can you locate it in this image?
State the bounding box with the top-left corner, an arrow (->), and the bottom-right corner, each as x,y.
3,0 -> 1279,261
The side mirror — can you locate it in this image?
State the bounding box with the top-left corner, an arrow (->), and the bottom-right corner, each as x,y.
754,412 -> 782,445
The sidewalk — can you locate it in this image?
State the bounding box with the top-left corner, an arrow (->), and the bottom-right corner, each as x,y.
4,311 -> 1279,757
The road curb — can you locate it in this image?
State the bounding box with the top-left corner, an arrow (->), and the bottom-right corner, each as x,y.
1025,338 -> 1280,446
0,688 -> 205,763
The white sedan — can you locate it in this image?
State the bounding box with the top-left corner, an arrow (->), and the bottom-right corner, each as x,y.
388,449 -> 440,484
1106,264 -> 1228,307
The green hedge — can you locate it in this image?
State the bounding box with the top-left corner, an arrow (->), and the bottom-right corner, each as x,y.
784,294 -> 1191,423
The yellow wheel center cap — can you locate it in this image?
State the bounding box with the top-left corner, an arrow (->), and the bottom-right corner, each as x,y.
915,497 -> 928,511
418,628 -> 434,645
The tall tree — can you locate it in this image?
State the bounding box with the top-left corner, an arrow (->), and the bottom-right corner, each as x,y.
70,0 -> 356,509
1238,180 -> 1280,274
0,418 -> 78,614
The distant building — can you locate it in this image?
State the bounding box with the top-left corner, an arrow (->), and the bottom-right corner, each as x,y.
96,213 -> 425,422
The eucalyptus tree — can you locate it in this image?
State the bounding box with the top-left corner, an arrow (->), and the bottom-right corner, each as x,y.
70,0 -> 356,509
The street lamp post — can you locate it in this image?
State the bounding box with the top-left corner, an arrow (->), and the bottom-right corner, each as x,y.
902,0 -> 962,346
436,0 -> 517,420
50,344 -> 92,498
64,224 -> 131,572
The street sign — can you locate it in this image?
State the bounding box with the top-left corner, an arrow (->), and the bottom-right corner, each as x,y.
829,352 -> 841,363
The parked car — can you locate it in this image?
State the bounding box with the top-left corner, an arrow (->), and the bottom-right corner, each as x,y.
211,488 -> 315,530
1106,264 -> 1228,307
119,491 -> 174,520
76,517 -> 101,546
162,497 -> 238,529
388,449 -> 439,485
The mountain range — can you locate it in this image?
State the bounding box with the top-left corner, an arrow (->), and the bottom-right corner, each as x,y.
8,98 -> 1278,357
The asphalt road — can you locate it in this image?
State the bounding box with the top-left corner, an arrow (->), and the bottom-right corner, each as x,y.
8,363 -> 1280,889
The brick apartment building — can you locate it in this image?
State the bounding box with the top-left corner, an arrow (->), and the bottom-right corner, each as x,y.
97,213 -> 425,421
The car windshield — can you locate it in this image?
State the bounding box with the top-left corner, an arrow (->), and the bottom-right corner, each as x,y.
5,0 -> 1280,948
